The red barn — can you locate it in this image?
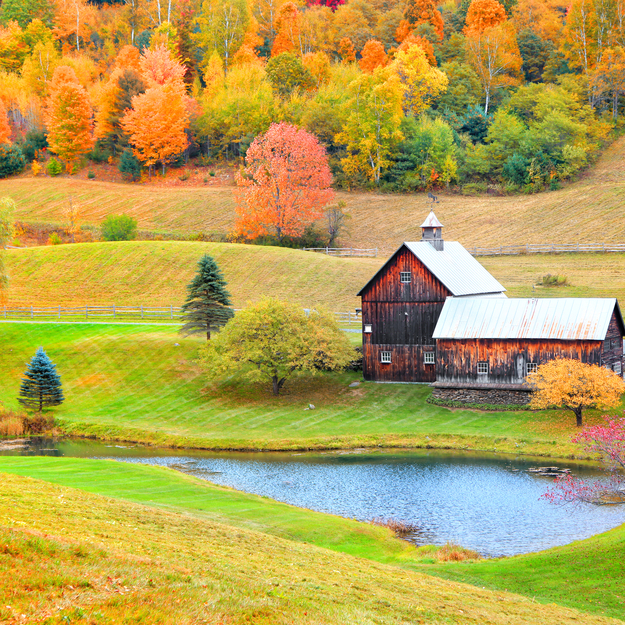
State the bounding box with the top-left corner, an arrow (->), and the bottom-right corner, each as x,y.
357,212 -> 506,383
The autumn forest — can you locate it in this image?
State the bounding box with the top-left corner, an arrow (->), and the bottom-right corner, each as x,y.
0,0 -> 623,198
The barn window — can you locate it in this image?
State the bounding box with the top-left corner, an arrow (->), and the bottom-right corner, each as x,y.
526,363 -> 538,375
364,324 -> 372,333
400,272 -> 411,283
424,352 -> 435,364
477,362 -> 489,375
604,339 -> 611,350
615,362 -> 622,375
380,351 -> 392,364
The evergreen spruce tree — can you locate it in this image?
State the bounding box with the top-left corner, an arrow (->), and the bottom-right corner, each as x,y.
18,347 -> 64,411
180,255 -> 234,340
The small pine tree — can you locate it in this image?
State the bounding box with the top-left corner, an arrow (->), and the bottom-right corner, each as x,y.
180,255 -> 234,340
119,148 -> 142,181
18,347 -> 64,412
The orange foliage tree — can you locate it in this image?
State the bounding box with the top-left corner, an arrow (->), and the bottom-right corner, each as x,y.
271,2 -> 301,56
140,43 -> 187,87
403,0 -> 444,40
121,82 -> 189,177
528,359 -> 625,427
338,36 -> 356,61
235,122 -> 335,242
591,47 -> 625,120
44,65 -> 93,171
359,40 -> 388,73
465,0 -> 507,35
0,101 -> 11,144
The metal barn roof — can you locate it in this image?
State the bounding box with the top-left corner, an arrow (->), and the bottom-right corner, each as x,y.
421,211 -> 443,228
433,297 -> 622,341
357,241 -> 507,297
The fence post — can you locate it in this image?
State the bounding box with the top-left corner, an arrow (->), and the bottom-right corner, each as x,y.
113,305 -> 116,319
58,305 -> 61,319
31,306 -> 33,319
141,305 -> 144,319
86,305 -> 88,319
170,304 -> 173,320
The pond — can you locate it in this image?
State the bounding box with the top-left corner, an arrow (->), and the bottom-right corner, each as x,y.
4,438 -> 625,558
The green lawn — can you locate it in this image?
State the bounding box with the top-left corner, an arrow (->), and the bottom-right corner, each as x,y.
0,321 -> 607,456
1,457 -> 623,622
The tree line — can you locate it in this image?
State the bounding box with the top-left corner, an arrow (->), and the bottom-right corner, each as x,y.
0,0 -> 623,192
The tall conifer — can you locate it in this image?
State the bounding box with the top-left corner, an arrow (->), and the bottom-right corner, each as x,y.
180,255 -> 234,340
18,347 -> 64,411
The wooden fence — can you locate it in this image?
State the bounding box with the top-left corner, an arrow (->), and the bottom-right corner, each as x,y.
468,243 -> 625,257
0,305 -> 362,325
302,247 -> 378,257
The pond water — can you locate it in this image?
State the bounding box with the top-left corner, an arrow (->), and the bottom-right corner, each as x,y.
5,438 -> 625,557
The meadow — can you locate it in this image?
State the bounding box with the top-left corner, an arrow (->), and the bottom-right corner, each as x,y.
2,468 -> 619,625
0,321 -> 613,457
2,133 -> 625,255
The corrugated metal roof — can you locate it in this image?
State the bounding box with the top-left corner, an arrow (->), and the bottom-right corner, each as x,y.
433,297 -> 620,340
421,211 -> 443,228
405,241 -> 507,297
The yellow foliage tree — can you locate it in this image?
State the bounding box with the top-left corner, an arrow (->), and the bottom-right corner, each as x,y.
528,358 -> 625,427
390,42 -> 448,115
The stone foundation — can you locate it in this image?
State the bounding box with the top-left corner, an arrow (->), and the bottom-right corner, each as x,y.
432,387 -> 531,405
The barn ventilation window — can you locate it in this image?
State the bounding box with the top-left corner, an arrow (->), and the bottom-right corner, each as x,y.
400,272 -> 411,284
364,324 -> 372,334
526,363 -> 538,375
424,352 -> 435,364
477,362 -> 489,375
614,362 -> 622,374
380,351 -> 392,364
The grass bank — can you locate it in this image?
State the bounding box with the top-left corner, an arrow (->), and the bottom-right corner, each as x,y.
0,322 -> 613,458
2,135 -> 625,253
0,458 -> 623,623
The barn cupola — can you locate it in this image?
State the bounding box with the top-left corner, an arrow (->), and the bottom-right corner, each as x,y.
421,210 -> 444,251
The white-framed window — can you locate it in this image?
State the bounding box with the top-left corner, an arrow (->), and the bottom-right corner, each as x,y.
400,272 -> 411,284
614,362 -> 622,375
526,362 -> 538,375
424,352 -> 435,364
380,351 -> 392,364
364,324 -> 372,333
477,361 -> 489,375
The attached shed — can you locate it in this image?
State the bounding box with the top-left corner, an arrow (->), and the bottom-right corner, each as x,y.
357,212 -> 506,383
432,297 -> 625,404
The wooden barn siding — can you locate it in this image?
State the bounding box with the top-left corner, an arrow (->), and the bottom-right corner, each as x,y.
436,339 -> 603,385
600,310 -> 624,370
361,247 -> 450,304
363,302 -> 445,345
363,344 -> 436,382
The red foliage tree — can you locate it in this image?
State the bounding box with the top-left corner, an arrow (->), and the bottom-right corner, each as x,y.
359,40 -> 388,73
544,417 -> 625,505
235,123 -> 335,242
306,0 -> 345,9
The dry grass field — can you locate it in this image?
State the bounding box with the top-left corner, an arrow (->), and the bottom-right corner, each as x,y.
2,135 -> 624,253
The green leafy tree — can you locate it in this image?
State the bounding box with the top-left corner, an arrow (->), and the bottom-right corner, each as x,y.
0,144 -> 25,178
101,214 -> 137,241
199,298 -> 354,395
180,254 -> 234,340
517,30 -> 552,83
437,62 -> 482,115
18,347 -> 64,412
266,52 -> 316,98
0,0 -> 54,28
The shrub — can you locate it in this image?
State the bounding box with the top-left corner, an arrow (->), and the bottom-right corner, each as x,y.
118,148 -> 141,181
0,144 -> 25,178
48,232 -> 62,245
101,214 -> 137,241
20,130 -> 47,162
47,158 -> 62,176
31,161 -> 42,176
87,169 -> 95,179
502,153 -> 530,185
540,273 -> 568,287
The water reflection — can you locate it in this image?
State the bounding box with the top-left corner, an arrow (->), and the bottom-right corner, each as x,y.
3,438 -> 625,557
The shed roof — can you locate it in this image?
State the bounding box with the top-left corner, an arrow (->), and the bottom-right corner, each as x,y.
356,241 -> 506,297
433,297 -> 624,341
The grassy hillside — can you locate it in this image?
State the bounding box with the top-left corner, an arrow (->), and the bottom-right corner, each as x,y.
2,135 -> 625,253
1,458 -> 624,622
5,242 -> 625,309
4,240 -> 382,310
2,470 -> 618,625
0,322 -> 611,455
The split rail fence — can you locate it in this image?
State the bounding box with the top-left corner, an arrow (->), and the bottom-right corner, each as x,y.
468,243 -> 625,256
0,305 -> 362,325
302,247 -> 378,257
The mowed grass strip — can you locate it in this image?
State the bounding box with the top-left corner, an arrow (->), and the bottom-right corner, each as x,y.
3,135 -> 625,252
0,322 -> 608,455
2,471 -> 618,625
4,240 -> 382,310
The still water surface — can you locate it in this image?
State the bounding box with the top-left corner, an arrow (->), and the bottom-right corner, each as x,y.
7,438 -> 625,557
